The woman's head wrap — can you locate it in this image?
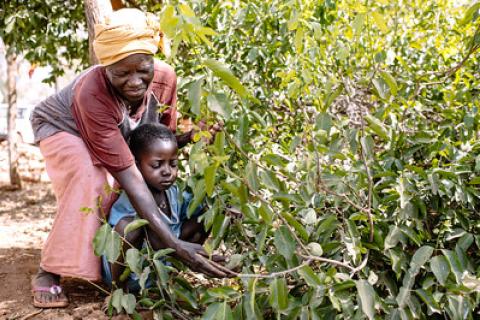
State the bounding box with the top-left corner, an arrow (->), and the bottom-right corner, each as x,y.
93,8 -> 164,66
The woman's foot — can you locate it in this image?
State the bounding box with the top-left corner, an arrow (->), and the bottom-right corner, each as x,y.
31,267 -> 69,308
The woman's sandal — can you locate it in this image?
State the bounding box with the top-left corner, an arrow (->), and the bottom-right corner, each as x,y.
32,285 -> 69,308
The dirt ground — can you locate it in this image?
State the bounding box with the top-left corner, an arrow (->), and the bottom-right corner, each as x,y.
0,142 -> 114,320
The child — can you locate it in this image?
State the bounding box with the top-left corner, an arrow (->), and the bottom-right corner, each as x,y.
102,123 -> 218,290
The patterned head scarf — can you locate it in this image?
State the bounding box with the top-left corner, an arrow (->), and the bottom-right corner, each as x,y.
93,8 -> 164,66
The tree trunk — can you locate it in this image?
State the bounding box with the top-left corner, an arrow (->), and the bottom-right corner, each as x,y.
6,50 -> 22,189
84,0 -> 113,65
110,0 -> 124,10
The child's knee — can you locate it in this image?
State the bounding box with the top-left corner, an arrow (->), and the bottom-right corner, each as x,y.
114,218 -> 143,245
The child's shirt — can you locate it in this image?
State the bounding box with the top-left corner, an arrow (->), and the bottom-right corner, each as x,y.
108,184 -> 203,238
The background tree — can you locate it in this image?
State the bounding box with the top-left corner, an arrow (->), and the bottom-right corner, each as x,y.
83,0 -> 113,64
0,0 -> 87,189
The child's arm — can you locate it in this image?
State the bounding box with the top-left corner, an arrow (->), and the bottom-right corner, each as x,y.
111,165 -> 234,278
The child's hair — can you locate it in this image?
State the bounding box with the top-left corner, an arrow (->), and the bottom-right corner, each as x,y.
129,123 -> 177,159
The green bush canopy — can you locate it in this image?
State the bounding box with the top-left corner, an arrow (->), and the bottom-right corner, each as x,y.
22,0 -> 478,318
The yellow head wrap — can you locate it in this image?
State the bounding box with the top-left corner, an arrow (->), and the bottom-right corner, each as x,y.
93,8 -> 164,66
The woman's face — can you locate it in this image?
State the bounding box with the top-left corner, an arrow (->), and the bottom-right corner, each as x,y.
105,53 -> 154,105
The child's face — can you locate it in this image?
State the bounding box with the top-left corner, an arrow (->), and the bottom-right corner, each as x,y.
137,138 -> 178,192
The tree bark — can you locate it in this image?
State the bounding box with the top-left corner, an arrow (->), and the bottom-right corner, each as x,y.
110,0 -> 125,10
83,0 -> 113,65
6,50 -> 22,189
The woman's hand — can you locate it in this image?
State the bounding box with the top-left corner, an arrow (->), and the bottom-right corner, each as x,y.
173,240 -> 236,278
190,120 -> 224,145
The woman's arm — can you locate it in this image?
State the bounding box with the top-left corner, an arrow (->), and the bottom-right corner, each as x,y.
110,164 -> 234,278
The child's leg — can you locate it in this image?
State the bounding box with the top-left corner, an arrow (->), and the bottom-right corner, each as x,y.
180,219 -> 209,244
109,217 -> 144,289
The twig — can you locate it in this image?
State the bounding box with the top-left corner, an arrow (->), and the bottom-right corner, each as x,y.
300,254 -> 356,272
220,166 -> 311,255
350,79 -> 374,243
87,280 -> 111,295
225,133 -> 290,181
237,259 -> 312,279
349,251 -> 369,278
358,138 -> 375,242
167,303 -> 190,320
20,309 -> 43,320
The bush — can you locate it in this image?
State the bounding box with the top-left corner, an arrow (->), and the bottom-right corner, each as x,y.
95,1 -> 480,318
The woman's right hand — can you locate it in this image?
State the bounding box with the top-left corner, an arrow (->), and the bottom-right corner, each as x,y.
173,240 -> 236,278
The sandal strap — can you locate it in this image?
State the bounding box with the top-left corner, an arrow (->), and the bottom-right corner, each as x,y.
32,285 -> 63,295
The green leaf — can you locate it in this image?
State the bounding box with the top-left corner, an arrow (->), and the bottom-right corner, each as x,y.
274,225 -> 296,260
468,176 -> 480,184
385,226 -> 403,250
430,255 -> 450,286
211,213 -> 231,248
415,289 -> 441,314
441,249 -> 464,284
280,211 -> 309,242
258,203 -> 273,225
188,179 -> 206,218
446,295 -> 471,320
352,13 -> 365,36
461,2 -> 480,25
123,219 -> 149,236
298,265 -> 322,287
174,284 -> 199,309
126,248 -> 143,275
179,4 -> 196,17
213,131 -> 225,156
105,229 -> 122,263
380,71 -> 398,96
294,26 -> 304,54
204,164 -> 217,197
204,59 -> 248,98
356,280 -> 376,320
153,259 -> 170,287
372,77 -> 389,99
203,301 -> 234,320
410,246 -> 434,274
110,289 -> 123,314
207,92 -> 232,119
269,278 -> 288,311
365,114 -> 388,140
153,248 -> 176,260
121,293 -> 136,314
160,5 -> 179,38
246,161 -> 259,192
93,223 -> 111,257
372,11 -> 388,33
188,78 -> 202,116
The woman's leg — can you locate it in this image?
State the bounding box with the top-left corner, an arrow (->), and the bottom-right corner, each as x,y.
32,132 -> 109,307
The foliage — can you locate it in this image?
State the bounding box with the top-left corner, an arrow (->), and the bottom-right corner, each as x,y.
92,0 -> 480,318
0,0 -> 88,83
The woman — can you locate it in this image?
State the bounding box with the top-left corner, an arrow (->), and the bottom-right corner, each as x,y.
30,8 -> 232,308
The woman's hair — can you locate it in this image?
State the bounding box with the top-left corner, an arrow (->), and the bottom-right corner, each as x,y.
129,123 -> 176,159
